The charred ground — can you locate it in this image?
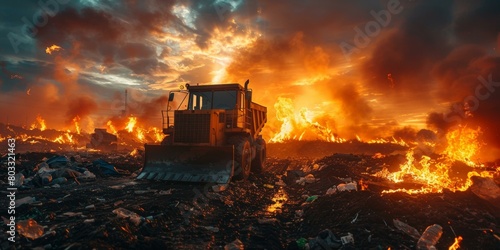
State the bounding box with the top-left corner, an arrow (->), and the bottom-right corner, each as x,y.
0,141 -> 499,249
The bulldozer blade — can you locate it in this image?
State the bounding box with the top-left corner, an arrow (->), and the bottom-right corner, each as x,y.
139,144 -> 234,183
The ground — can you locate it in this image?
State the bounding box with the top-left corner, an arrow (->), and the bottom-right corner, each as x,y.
0,141 -> 499,249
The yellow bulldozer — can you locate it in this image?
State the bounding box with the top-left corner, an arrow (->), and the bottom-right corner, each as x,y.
138,80 -> 267,183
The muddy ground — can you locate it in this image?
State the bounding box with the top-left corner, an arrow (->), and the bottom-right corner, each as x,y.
0,141 -> 499,249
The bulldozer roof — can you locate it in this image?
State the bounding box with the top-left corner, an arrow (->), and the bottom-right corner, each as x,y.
187,83 -> 245,92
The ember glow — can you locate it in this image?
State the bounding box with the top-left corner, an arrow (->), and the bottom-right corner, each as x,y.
448,236 -> 463,250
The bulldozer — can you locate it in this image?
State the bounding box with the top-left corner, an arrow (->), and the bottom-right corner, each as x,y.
138,80 -> 267,183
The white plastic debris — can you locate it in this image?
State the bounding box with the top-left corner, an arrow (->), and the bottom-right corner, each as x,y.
341,233 -> 354,245
14,173 -> 24,187
337,181 -> 358,192
326,186 -> 337,195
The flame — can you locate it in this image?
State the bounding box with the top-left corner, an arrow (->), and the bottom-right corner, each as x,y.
448,236 -> 462,250
444,126 -> 482,166
45,44 -> 62,54
73,116 -> 81,134
106,120 -> 118,135
125,116 -> 137,133
270,97 -> 345,143
377,126 -> 496,194
130,148 -> 139,156
136,128 -> 145,142
150,127 -> 164,142
30,115 -> 47,131
359,179 -> 368,191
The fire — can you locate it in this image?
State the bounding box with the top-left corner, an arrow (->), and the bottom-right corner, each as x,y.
107,120 -> 118,135
270,97 -> 345,143
377,126 -> 496,194
444,126 -> 482,166
150,127 -> 164,143
30,115 -> 47,131
73,116 -> 81,134
136,128 -> 145,142
130,148 -> 139,157
45,44 -> 62,54
448,236 -> 462,250
125,116 -> 137,133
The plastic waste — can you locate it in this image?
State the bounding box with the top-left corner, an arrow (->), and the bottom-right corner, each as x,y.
80,171 -> 96,179
393,219 -> 421,240
14,173 -> 24,187
341,232 -> 354,245
326,186 -> 337,195
17,218 -> 44,240
305,195 -> 318,203
112,208 -> 143,226
93,159 -> 119,176
417,224 -> 443,250
337,181 -> 357,192
41,174 -> 53,185
224,239 -> 244,250
309,229 -> 342,249
52,177 -> 67,185
304,174 -> 316,183
16,196 -> 35,208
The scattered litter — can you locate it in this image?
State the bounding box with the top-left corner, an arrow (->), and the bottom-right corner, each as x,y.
296,238 -> 307,249
17,219 -> 44,240
304,174 -> 316,183
83,219 -> 95,224
92,159 -> 120,176
14,173 -> 24,187
305,195 -> 318,203
326,186 -> 337,195
417,224 -> 443,250
263,184 -> 274,189
110,185 -> 125,190
393,219 -> 421,240
351,212 -> 359,223
212,184 -> 228,192
16,196 -> 35,208
258,218 -> 278,224
337,181 -> 357,192
275,179 -> 286,186
52,177 -> 67,185
114,200 -> 124,207
85,204 -> 95,209
159,189 -> 173,195
112,208 -> 143,226
224,239 -> 244,250
134,190 -> 154,194
341,232 -> 355,245
51,184 -> 60,188
309,229 -> 342,249
63,212 -> 83,217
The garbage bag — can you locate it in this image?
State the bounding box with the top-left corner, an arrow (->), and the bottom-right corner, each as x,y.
92,159 -> 119,176
46,155 -> 70,168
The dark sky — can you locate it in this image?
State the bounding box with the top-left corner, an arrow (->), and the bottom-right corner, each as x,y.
0,0 -> 499,156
